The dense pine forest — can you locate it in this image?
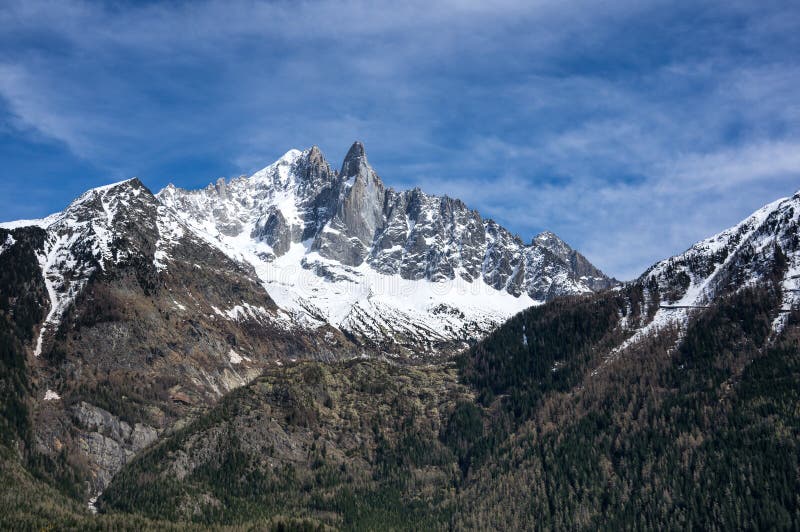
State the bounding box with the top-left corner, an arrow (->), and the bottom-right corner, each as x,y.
454,284 -> 800,530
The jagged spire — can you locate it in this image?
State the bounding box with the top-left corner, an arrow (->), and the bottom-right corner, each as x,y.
296,145 -> 334,184
307,145 -> 324,163
533,230 -> 573,260
341,141 -> 368,177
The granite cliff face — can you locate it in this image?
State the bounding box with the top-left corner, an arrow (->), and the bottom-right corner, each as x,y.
158,142 -> 617,353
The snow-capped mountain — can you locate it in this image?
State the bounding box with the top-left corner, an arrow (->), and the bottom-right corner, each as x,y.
157,142 -> 617,354
1,179 -> 161,358
463,188 -> 800,389
1,143 -> 795,502
608,191 -> 800,355
0,144 -> 615,491
0,178 -> 360,493
1,142 -> 615,360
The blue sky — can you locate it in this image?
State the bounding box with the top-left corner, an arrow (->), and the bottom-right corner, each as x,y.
1,0 -> 799,280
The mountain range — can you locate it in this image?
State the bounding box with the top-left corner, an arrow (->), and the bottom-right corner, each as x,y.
0,142 -> 614,498
0,143 -> 798,530
157,142 -> 616,355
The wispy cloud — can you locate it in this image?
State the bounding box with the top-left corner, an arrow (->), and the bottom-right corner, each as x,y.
0,0 -> 798,279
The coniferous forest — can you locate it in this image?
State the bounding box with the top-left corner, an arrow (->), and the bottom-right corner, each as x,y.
2,275 -> 798,530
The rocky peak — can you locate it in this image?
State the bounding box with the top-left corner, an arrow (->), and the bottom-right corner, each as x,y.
534,229 -> 563,244
534,230 -> 573,262
153,141 -> 616,353
312,142 -> 389,266
341,141 -> 367,177
294,146 -> 336,190
60,178 -> 156,230
249,149 -> 304,189
339,142 -> 384,195
533,229 -> 616,292
307,145 -> 326,166
214,177 -> 228,198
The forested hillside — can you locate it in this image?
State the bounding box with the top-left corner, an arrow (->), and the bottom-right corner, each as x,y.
90,280 -> 800,530
454,283 -> 800,529
100,360 -> 471,529
2,188 -> 800,530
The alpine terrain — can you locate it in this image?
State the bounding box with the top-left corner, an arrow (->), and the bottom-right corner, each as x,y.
157,142 -> 616,356
101,188 -> 800,530
0,142 -> 613,518
0,146 -> 798,530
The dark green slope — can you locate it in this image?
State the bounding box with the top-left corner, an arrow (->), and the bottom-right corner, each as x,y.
0,227 -> 47,450
101,360 -> 473,530
454,283 -> 800,530
96,280 -> 800,530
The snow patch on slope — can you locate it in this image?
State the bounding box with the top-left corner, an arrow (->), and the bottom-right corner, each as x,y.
228,349 -> 243,364
613,195 -> 790,357
206,227 -> 536,350
0,234 -> 15,255
154,205 -> 186,271
0,212 -> 61,230
43,389 -> 61,401
33,232 -> 95,357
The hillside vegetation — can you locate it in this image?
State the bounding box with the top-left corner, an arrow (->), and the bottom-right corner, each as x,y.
92,283 -> 800,530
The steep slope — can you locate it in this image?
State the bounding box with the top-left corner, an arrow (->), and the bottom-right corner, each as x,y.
0,225 -> 47,451
451,192 -> 800,528
0,179 -> 357,497
609,191 -> 799,355
100,360 -> 472,528
100,189 -> 800,530
454,283 -> 798,530
461,190 -> 800,396
0,143 -> 613,502
158,142 -> 616,355
105,286 -> 800,530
